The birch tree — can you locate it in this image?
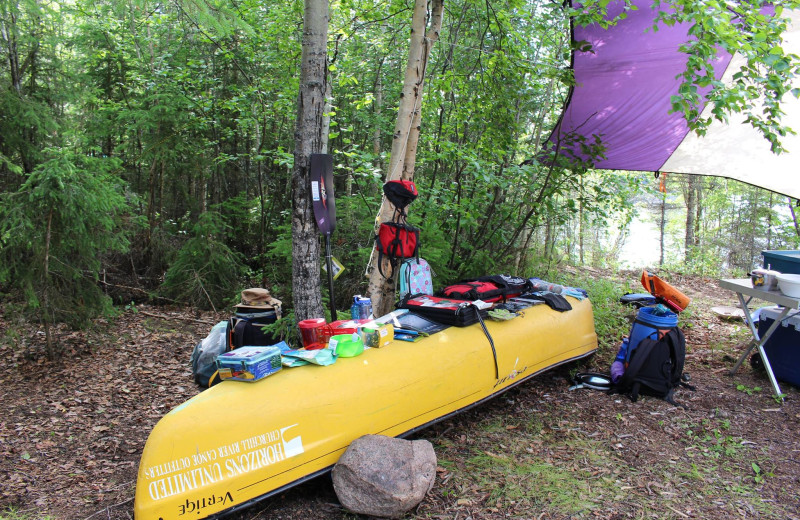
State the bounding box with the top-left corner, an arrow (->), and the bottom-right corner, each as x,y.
366,0 -> 444,317
291,0 -> 328,320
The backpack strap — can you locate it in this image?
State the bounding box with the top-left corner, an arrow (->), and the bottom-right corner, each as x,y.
663,328 -> 694,407
233,318 -> 248,349
629,381 -> 642,402
392,205 -> 408,222
380,250 -> 392,279
468,303 -> 498,379
667,327 -> 686,382
376,237 -> 398,280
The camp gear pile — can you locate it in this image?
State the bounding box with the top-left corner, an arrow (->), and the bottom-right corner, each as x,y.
190,271 -> 588,392
607,273 -> 694,405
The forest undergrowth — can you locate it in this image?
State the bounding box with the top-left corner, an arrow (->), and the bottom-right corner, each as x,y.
0,268 -> 798,520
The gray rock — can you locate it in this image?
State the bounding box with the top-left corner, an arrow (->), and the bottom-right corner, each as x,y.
332,434 -> 437,519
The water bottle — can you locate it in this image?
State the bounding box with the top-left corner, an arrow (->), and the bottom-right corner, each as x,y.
614,337 -> 629,362
350,296 -> 361,320
351,295 -> 372,320
358,297 -> 372,320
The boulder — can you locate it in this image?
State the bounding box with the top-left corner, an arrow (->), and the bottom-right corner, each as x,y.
332,434 -> 437,519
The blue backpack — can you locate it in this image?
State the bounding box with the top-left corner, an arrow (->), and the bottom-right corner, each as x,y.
611,306 -> 693,405
398,258 -> 434,300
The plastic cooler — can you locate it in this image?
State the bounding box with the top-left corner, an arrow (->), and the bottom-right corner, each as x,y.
762,250 -> 800,275
757,306 -> 800,387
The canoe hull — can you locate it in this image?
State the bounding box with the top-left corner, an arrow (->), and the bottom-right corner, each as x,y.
134,298 -> 597,519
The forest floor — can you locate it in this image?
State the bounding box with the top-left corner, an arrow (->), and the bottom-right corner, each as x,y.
1,271 -> 799,520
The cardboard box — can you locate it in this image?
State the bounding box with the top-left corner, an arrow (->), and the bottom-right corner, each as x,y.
360,323 -> 394,348
757,306 -> 800,387
216,346 -> 282,382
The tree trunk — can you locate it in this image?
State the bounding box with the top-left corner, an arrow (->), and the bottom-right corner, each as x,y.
694,178 -> 702,248
43,208 -> 55,360
766,191 -> 773,250
685,174 -> 696,264
290,0 -> 328,321
578,174 -> 585,266
321,80 -> 333,154
366,0 -> 444,317
789,198 -> 800,240
373,73 -> 383,172
145,155 -> 159,257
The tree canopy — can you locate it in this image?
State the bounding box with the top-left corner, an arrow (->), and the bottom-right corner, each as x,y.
1,0 -> 798,355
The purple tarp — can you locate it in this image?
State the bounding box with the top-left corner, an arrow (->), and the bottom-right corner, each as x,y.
548,1 -> 800,199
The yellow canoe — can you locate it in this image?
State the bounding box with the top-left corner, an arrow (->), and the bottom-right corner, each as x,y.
134,298 -> 597,519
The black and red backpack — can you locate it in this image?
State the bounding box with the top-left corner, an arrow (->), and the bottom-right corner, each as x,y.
375,221 -> 419,278
383,179 -> 418,217
440,275 -> 532,303
375,179 -> 421,279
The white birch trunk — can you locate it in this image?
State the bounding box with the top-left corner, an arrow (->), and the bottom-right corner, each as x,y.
291,0 -> 329,320
366,0 -> 443,317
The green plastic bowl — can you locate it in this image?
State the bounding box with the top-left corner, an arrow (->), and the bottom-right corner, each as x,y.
329,333 -> 364,358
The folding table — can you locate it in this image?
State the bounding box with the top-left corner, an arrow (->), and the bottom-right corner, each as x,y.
719,278 -> 800,400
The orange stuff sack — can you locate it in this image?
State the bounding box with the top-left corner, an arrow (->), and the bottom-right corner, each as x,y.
641,270 -> 691,313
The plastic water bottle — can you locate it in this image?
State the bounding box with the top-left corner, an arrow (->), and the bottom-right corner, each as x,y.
358,297 -> 373,320
350,296 -> 360,320
351,295 -> 372,320
614,337 -> 629,362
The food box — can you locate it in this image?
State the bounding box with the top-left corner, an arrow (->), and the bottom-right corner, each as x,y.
762,250 -> 800,275
360,322 -> 394,348
216,346 -> 282,382
757,306 -> 800,387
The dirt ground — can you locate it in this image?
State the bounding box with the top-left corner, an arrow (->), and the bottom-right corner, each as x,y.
1,274 -> 799,520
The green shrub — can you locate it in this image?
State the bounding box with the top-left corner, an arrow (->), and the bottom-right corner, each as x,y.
160,212 -> 246,310
557,273 -> 633,359
0,149 -> 131,359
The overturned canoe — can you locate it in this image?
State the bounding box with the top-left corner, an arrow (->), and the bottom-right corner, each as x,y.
134,298 -> 597,519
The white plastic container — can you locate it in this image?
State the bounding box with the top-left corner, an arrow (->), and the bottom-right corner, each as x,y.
776,273 -> 800,298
